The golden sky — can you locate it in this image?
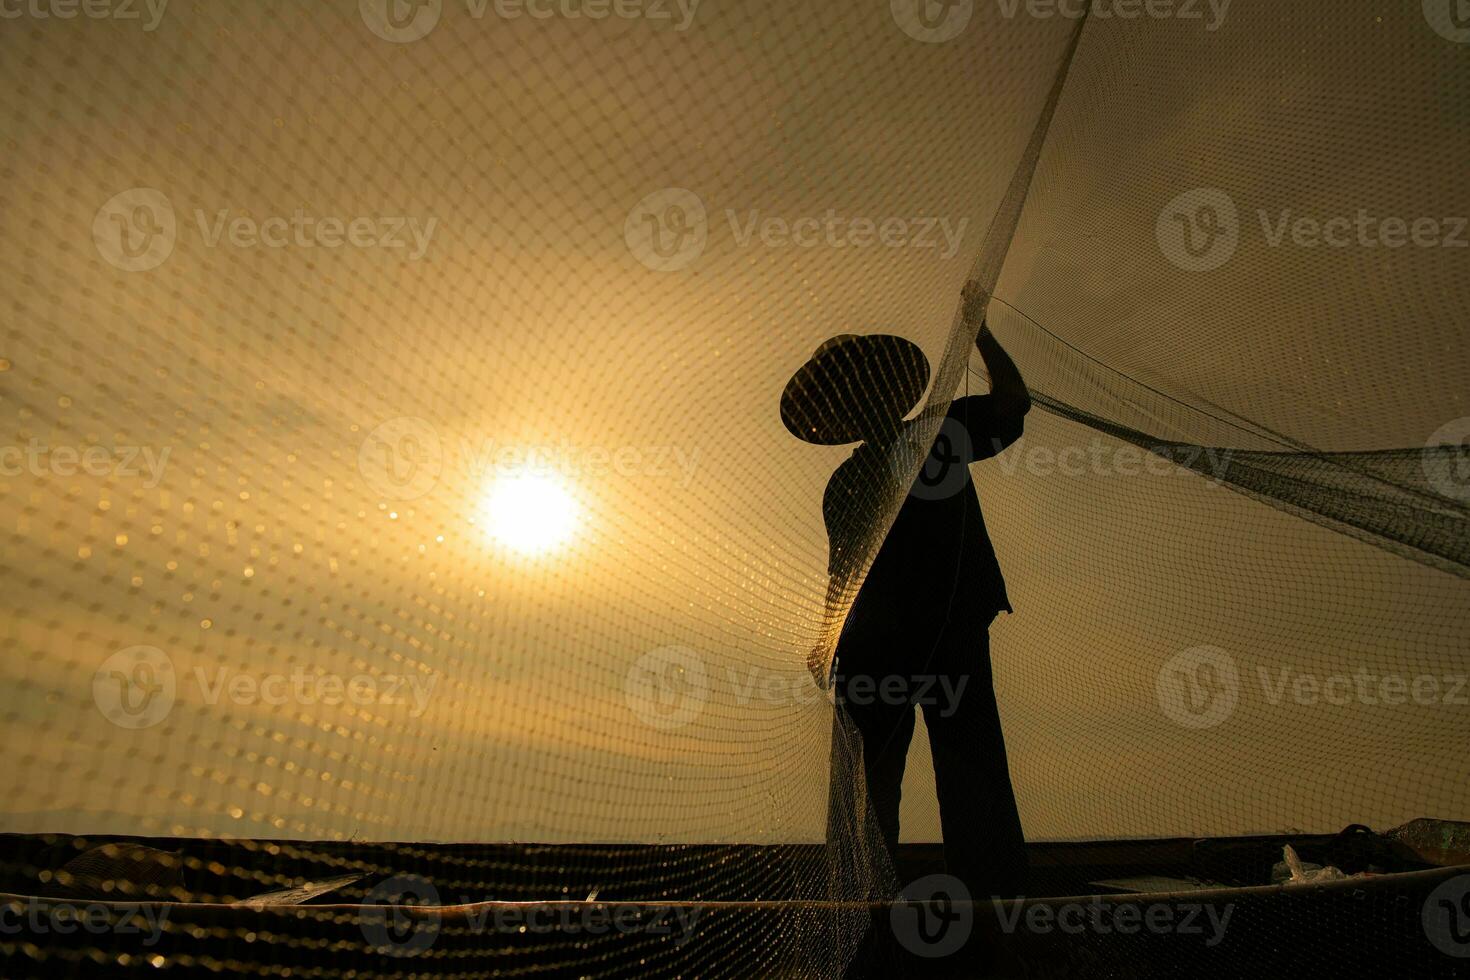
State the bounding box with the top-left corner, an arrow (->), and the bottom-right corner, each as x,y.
0,0 -> 1465,844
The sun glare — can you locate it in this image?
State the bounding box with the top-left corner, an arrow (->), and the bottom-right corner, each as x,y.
479,472 -> 580,556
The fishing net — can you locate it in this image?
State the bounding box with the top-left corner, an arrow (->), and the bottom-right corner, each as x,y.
0,0 -> 1466,976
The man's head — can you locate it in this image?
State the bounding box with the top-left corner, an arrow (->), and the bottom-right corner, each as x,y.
780,334 -> 930,445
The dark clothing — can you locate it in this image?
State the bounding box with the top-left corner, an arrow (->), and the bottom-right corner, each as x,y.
823,393 -> 1029,900
828,615 -> 1027,900
823,394 -> 1023,637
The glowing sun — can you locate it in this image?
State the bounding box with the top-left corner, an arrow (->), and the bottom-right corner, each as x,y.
478,472 -> 580,556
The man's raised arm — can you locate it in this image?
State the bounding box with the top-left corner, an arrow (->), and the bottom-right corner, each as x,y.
962,282 -> 1031,415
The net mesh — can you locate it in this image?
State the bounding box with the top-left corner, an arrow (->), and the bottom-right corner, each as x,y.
0,0 -> 1467,976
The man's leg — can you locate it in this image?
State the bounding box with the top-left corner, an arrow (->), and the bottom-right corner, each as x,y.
840,678 -> 916,855
827,661 -> 919,980
827,636 -> 919,861
923,625 -> 1027,899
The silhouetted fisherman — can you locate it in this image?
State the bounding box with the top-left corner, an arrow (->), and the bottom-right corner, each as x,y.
781,283 -> 1030,902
